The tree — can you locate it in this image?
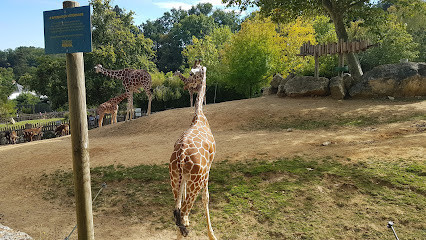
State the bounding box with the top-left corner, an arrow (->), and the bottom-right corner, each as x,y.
386,0 -> 426,62
20,55 -> 68,110
141,3 -> 242,72
350,15 -> 419,71
223,0 -> 387,80
85,0 -> 156,106
0,67 -> 17,120
222,17 -> 281,97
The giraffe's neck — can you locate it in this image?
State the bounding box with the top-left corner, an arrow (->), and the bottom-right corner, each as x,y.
98,66 -> 126,80
108,92 -> 129,105
194,67 -> 206,117
175,72 -> 189,84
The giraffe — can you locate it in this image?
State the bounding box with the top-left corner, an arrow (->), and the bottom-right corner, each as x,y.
169,60 -> 217,240
94,64 -> 153,120
96,92 -> 131,127
174,70 -> 206,107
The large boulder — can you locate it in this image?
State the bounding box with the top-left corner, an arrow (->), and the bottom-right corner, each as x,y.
329,76 -> 345,99
283,76 -> 330,97
349,62 -> 426,98
268,73 -> 284,95
276,73 -> 295,97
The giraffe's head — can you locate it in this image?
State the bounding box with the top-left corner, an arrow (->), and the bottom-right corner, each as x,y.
189,59 -> 206,78
94,64 -> 103,73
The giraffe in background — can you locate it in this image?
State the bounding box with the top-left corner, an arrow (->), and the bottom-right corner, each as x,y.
169,60 -> 217,240
174,70 -> 206,107
96,92 -> 131,127
94,64 -> 153,120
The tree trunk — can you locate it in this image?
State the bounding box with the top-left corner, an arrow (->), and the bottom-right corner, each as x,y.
323,2 -> 363,80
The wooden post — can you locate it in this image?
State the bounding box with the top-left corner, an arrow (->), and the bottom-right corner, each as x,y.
338,53 -> 344,77
63,1 -> 95,240
314,53 -> 319,78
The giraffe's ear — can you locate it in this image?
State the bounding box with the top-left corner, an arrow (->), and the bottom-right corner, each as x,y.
192,60 -> 198,69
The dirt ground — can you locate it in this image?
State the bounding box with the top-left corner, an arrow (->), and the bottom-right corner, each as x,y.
0,96 -> 425,240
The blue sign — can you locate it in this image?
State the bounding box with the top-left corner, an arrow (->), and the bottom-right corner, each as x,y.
44,6 -> 92,54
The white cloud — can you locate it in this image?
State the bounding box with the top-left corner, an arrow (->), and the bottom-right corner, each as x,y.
154,1 -> 193,10
198,0 -> 226,7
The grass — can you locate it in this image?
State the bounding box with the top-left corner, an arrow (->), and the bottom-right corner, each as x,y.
39,156 -> 426,239
243,112 -> 426,131
0,118 -> 65,129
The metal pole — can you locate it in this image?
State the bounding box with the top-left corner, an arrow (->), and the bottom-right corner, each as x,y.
387,221 -> 400,240
63,1 -> 94,239
65,183 -> 107,240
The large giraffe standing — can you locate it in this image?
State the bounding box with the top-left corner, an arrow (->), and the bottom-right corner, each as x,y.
94,64 -> 153,120
169,60 -> 217,240
174,71 -> 206,107
96,92 -> 131,127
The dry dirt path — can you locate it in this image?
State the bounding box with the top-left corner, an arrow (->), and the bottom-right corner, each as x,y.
0,96 -> 425,239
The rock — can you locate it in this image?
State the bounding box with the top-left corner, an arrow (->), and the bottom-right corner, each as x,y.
277,84 -> 286,97
321,141 -> 332,146
330,76 -> 345,99
276,73 -> 295,97
0,224 -> 33,240
262,87 -> 276,95
349,62 -> 426,98
343,73 -> 355,90
270,73 -> 284,88
284,76 -> 330,97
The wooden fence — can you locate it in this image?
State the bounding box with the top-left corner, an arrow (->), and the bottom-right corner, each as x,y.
298,39 -> 377,77
0,120 -> 70,145
0,112 -> 135,145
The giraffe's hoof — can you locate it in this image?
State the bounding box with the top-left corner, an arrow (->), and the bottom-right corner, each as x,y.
179,225 -> 189,237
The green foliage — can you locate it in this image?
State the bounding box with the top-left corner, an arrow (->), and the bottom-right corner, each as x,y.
222,16 -> 279,97
0,47 -> 44,81
20,55 -> 68,110
0,67 -> 17,120
14,92 -> 40,106
386,0 -> 426,62
141,3 -> 241,72
182,26 -> 233,85
85,0 -> 156,106
354,14 -> 419,71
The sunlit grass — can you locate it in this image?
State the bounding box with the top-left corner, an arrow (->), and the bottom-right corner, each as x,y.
39,156 -> 425,239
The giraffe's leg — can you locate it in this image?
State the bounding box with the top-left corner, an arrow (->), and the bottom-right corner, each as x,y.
147,93 -> 152,116
202,184 -> 217,240
98,113 -> 104,127
126,92 -> 133,121
174,176 -> 189,237
189,91 -> 193,107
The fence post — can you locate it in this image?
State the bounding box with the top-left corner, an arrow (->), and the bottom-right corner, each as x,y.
63,1 -> 95,239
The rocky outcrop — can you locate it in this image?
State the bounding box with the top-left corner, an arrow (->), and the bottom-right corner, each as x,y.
283,76 -> 330,97
349,62 -> 426,98
329,76 -> 345,99
0,224 -> 33,240
268,74 -> 284,95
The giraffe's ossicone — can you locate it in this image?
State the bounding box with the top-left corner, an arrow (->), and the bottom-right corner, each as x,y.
169,60 -> 217,240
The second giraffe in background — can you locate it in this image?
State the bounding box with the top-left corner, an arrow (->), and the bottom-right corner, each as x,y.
96,92 -> 131,127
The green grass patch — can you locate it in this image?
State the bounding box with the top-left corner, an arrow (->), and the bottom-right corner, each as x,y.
243,112 -> 426,131
0,118 -> 65,129
39,157 -> 426,239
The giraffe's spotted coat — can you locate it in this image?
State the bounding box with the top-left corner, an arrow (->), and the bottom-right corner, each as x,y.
95,64 -> 153,119
169,60 -> 217,240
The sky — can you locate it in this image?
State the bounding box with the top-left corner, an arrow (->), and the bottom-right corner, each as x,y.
0,0 -> 253,51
